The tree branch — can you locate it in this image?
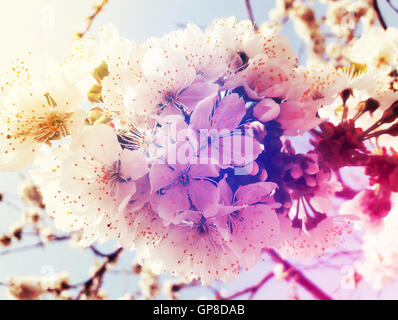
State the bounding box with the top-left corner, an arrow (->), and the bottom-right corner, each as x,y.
218,272 -> 274,300
386,0 -> 398,14
89,245 -> 115,258
265,248 -> 333,300
76,247 -> 123,299
0,236 -> 70,256
373,0 -> 388,30
245,0 -> 258,31
76,0 -> 109,39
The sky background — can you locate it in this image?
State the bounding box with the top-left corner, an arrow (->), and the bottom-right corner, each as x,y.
1,0 -> 398,300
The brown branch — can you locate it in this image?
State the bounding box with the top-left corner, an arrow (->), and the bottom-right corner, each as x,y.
76,247 -> 123,299
218,272 -> 274,300
245,0 -> 258,31
76,0 -> 109,39
89,245 -> 113,258
373,0 -> 388,30
265,248 -> 333,300
0,235 -> 70,256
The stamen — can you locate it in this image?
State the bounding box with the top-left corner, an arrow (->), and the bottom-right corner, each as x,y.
118,125 -> 145,150
352,98 -> 379,122
44,93 -> 57,109
193,215 -> 216,235
361,100 -> 398,137
15,111 -> 71,144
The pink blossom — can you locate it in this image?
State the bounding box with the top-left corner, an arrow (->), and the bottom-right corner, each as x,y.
59,124 -> 149,244
277,215 -> 354,258
126,48 -> 219,116
340,188 -> 392,232
149,158 -> 220,225
215,178 -> 281,268
190,93 -> 262,168
147,211 -> 240,284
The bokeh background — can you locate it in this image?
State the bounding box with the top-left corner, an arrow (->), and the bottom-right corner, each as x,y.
1,0 -> 398,299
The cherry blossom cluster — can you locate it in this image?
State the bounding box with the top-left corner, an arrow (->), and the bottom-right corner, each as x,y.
2,16 -> 398,288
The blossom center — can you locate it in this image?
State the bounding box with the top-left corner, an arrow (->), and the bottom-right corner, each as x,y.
178,173 -> 190,185
14,111 -> 71,144
102,160 -> 131,185
193,215 -> 215,235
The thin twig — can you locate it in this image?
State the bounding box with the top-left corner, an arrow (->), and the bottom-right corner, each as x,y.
218,272 -> 274,300
245,0 -> 258,31
386,0 -> 398,14
265,248 -> 333,300
76,247 -> 123,300
373,0 -> 388,30
76,0 -> 109,39
0,236 -> 70,256
89,245 -> 112,258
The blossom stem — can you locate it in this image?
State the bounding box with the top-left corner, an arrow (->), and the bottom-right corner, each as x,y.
361,120 -> 385,137
76,0 -> 109,39
265,248 -> 333,300
244,0 -> 258,31
89,245 -> 123,258
373,0 -> 388,30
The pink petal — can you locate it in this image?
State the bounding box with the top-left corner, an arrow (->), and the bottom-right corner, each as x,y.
235,182 -> 277,205
151,185 -> 191,225
190,97 -> 214,130
228,204 -> 280,264
218,176 -> 233,205
149,163 -> 179,192
253,98 -> 280,122
290,165 -> 303,179
120,150 -> 149,181
219,134 -> 262,167
189,163 -> 219,178
188,179 -> 219,215
117,181 -> 137,211
212,93 -> 245,130
179,82 -> 219,111
71,124 -> 121,165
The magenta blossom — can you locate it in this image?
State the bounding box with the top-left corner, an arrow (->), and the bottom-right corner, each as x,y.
189,93 -> 262,168
149,157 -> 220,225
